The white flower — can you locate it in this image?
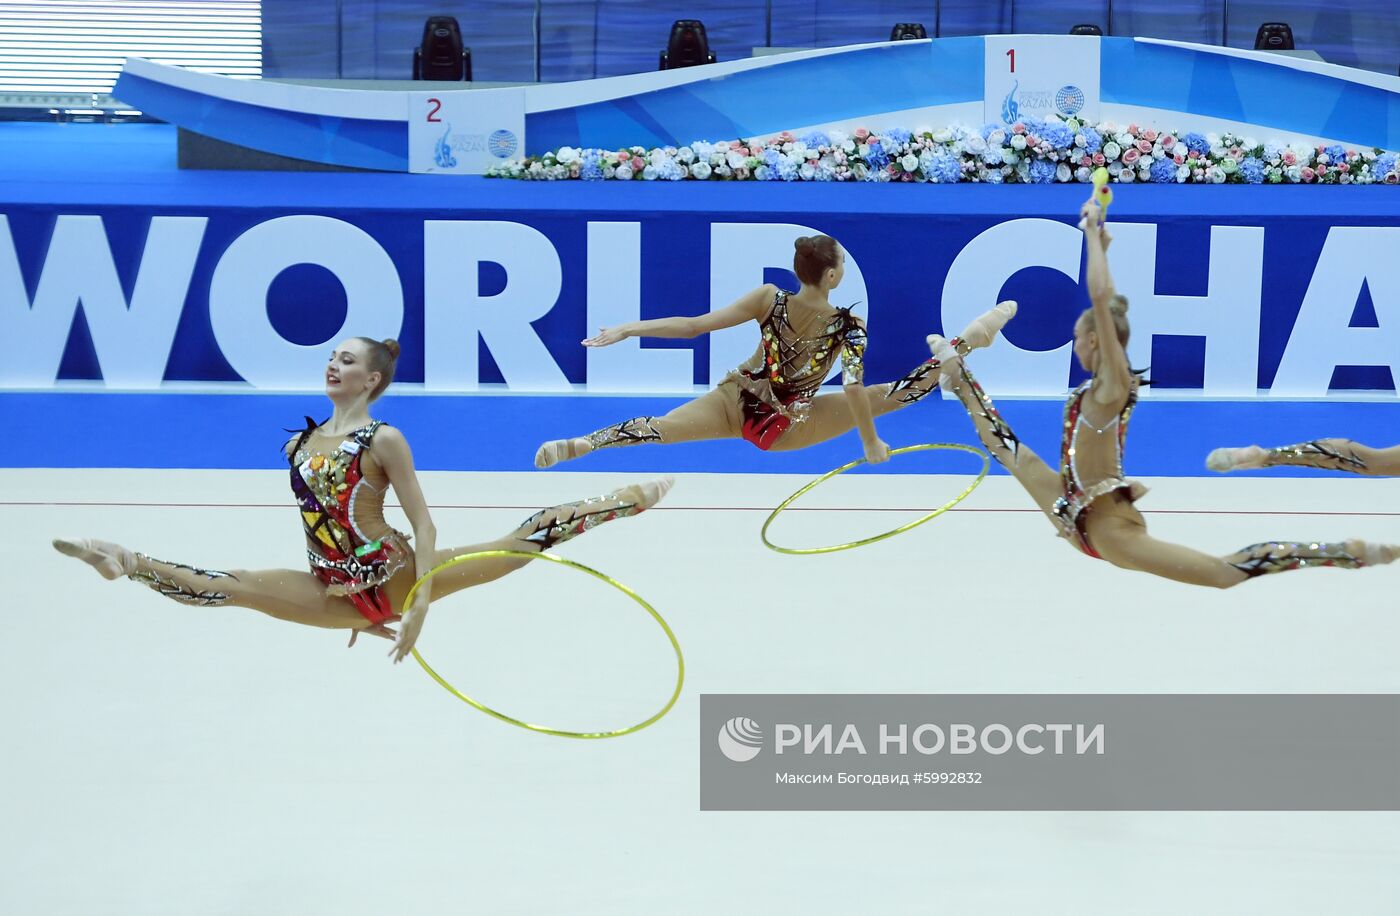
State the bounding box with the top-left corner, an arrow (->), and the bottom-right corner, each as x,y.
842,140 -> 856,154
800,162 -> 817,180
1152,144 -> 1165,159
1002,150 -> 1019,165
1208,166 -> 1226,183
965,135 -> 987,154
615,164 -> 633,180
828,130 -> 849,147
1118,169 -> 1135,183
901,153 -> 919,172
556,146 -> 581,164
710,152 -> 726,167
1176,164 -> 1190,181
726,150 -> 746,169
1137,166 -> 1150,181
1339,172 -> 1353,184
1316,153 -> 1330,165
676,146 -> 696,164
1114,132 -> 1133,148
1056,162 -> 1072,182
791,140 -> 808,156
1011,134 -> 1027,150
689,141 -> 712,159
1285,165 -> 1302,182
1205,132 -> 1221,146
1361,149 -> 1377,161
1074,133 -> 1086,148
786,151 -> 805,167
932,127 -> 953,143
1107,160 -> 1123,176
1208,144 -> 1226,159
1075,166 -> 1091,181
648,149 -> 668,167
1242,136 -> 1258,150
987,128 -> 1006,146
691,161 -> 712,180
1103,141 -> 1122,160
641,164 -> 658,180
528,161 -> 544,175
715,163 -> 732,177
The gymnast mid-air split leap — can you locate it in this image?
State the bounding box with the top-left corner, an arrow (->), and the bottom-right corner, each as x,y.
53,337 -> 672,662
534,234 -> 1018,469
925,193 -> 1398,587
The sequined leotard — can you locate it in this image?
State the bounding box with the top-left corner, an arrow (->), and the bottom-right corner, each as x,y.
288,419 -> 410,624
1051,377 -> 1143,559
721,289 -> 867,450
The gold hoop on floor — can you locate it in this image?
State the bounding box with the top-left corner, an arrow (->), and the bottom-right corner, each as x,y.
761,443 -> 990,555
403,550 -> 684,738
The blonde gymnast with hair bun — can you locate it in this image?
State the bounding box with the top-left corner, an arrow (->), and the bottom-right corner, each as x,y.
55,336 -> 671,662
926,196 -> 1399,586
534,233 -> 1017,468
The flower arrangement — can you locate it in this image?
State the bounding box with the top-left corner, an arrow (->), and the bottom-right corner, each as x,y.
486,117 -> 1400,186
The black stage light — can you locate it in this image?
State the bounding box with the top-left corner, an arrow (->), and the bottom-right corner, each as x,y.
660,20 -> 716,70
1069,24 -> 1103,36
1254,22 -> 1295,51
413,15 -> 472,81
890,22 -> 928,41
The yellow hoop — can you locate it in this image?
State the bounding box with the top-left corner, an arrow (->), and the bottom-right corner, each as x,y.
402,549 -> 684,739
761,443 -> 990,555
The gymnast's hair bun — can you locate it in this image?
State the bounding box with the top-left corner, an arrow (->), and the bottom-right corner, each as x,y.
1109,295 -> 1129,316
383,339 -> 401,359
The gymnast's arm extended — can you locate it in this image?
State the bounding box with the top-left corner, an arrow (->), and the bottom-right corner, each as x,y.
581,283 -> 775,346
374,427 -> 438,663
1080,199 -> 1132,403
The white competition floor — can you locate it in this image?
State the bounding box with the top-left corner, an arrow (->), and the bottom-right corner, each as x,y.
4,467 -> 1399,915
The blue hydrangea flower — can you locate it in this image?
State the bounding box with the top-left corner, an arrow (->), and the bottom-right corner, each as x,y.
1149,157 -> 1177,183
1037,121 -> 1074,150
775,155 -> 799,181
655,158 -> 683,181
1078,130 -> 1101,154
800,131 -> 830,149
754,164 -> 775,181
1028,158 -> 1056,184
1375,152 -> 1399,177
980,123 -> 999,141
580,149 -> 604,180
1238,157 -> 1265,184
984,169 -> 1004,184
883,127 -> 913,148
1262,142 -> 1283,161
981,146 -> 1004,166
929,151 -> 961,183
1183,132 -> 1210,155
1324,144 -> 1346,163
862,139 -> 890,170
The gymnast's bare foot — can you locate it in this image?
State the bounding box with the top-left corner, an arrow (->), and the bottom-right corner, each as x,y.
535,437 -> 594,469
52,538 -> 137,580
1206,446 -> 1267,473
958,300 -> 1018,351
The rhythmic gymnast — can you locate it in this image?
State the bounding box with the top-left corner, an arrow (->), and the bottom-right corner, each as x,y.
54,338 -> 671,662
1208,440 -> 1400,476
534,234 -> 1017,468
926,197 -> 1398,587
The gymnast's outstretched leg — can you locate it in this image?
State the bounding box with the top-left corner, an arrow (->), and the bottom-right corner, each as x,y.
1082,513 -> 1399,588
52,479 -> 671,630
768,301 -> 1019,452
414,477 -> 673,599
52,539 -> 368,629
1208,439 -> 1400,476
534,385 -> 742,468
926,335 -> 1065,525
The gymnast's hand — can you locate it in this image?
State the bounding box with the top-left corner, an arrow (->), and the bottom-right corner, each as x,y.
863,437 -> 891,465
582,326 -> 628,347
390,594 -> 430,663
347,618 -> 399,648
1079,199 -> 1101,231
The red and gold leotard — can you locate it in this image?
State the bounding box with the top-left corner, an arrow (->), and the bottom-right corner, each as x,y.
1051,377 -> 1144,559
288,419 -> 410,624
723,289 -> 867,450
